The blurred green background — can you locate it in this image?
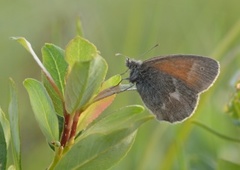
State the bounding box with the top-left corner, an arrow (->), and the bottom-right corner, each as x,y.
1,0 -> 240,169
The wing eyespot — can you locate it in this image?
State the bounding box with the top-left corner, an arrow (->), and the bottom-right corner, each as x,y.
200,67 -> 205,71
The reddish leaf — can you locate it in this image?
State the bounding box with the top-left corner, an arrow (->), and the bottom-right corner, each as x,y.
77,95 -> 116,132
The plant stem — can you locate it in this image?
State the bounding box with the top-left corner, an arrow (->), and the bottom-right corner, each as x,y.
192,120 -> 240,143
69,110 -> 81,140
60,113 -> 73,147
47,146 -> 63,170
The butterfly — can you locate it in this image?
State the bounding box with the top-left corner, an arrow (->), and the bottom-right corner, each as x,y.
126,54 -> 220,123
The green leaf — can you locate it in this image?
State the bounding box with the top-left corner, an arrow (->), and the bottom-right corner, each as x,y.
43,75 -> 64,116
83,105 -> 152,136
23,79 -> 59,142
54,105 -> 154,170
8,79 -> 21,170
0,108 -> 10,170
42,44 -> 68,115
42,43 -> 68,96
64,55 -> 107,114
0,108 -> 10,149
99,74 -> 122,91
226,86 -> 240,119
11,37 -> 33,54
192,121 -> 240,143
65,36 -> 98,68
0,124 -> 7,170
12,37 -> 52,80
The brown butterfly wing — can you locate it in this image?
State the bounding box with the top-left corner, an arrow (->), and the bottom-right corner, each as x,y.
135,70 -> 198,122
143,55 -> 219,93
135,55 -> 219,122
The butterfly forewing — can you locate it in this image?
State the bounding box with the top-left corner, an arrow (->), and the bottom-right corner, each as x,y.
143,55 -> 219,93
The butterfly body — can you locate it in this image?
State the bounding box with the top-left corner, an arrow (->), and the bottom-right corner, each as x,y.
126,55 -> 219,123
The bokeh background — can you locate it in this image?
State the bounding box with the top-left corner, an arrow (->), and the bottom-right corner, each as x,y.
1,0 -> 240,169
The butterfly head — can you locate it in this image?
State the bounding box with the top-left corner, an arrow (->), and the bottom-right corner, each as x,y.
126,58 -> 142,68
126,58 -> 143,83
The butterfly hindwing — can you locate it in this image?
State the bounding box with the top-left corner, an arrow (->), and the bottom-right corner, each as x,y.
135,66 -> 198,122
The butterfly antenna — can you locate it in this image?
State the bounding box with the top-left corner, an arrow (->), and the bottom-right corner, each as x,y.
115,53 -> 128,59
139,44 -> 159,59
115,53 -> 130,76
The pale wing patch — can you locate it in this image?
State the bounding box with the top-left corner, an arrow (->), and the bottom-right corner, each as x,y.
161,103 -> 166,110
169,91 -> 180,101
